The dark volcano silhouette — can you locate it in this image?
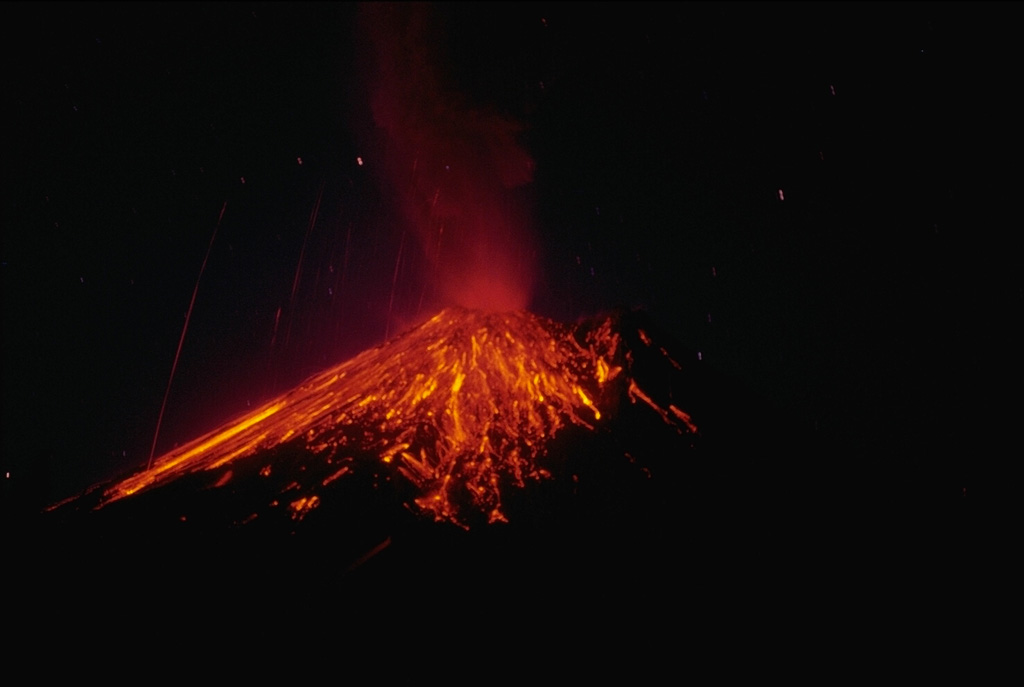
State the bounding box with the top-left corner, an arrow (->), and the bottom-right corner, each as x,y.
26,306 -> 973,635
35,307 -> 813,616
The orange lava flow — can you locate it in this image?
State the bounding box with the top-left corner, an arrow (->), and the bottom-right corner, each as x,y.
103,308 -> 634,527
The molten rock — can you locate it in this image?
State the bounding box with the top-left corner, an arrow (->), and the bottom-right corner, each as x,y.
90,307 -> 700,525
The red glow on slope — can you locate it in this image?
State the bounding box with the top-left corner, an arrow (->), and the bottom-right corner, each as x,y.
358,3 -> 536,313
87,308 -> 704,531
103,308 -> 633,528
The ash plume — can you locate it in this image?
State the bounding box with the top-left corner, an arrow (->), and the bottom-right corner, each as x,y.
355,2 -> 538,314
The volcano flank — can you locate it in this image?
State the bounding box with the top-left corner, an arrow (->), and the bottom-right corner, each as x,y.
41,307 -> 787,601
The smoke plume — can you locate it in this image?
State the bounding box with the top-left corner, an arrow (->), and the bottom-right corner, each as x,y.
357,2 -> 537,313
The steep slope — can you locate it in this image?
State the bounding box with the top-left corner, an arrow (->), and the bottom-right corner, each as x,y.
50,308 -> 706,536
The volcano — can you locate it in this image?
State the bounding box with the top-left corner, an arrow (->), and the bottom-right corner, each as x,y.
37,307 -> 789,610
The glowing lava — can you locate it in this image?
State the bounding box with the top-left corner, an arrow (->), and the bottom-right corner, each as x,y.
101,309 -> 641,526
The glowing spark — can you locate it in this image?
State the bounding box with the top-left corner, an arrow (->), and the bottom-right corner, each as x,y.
451,371 -> 465,394
290,495 -> 320,521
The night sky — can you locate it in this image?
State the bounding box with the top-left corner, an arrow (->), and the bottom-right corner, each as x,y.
3,2 -> 1018,516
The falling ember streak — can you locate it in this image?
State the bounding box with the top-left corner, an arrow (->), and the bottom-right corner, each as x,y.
284,179 -> 325,350
147,201 -> 227,471
346,537 -> 392,573
574,386 -> 600,420
270,306 -> 282,349
669,405 -> 699,434
322,466 -> 350,486
289,495 -> 320,521
627,380 -> 698,436
384,231 -> 406,340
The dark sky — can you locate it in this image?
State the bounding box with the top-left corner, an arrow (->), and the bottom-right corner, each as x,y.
3,2 -> 1019,509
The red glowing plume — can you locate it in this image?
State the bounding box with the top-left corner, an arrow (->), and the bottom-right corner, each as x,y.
357,2 -> 537,314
